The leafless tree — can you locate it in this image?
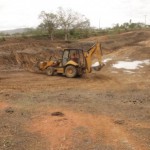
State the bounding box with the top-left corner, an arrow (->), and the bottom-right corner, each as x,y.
57,7 -> 90,41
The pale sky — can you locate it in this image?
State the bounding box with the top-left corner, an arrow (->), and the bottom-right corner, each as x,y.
0,0 -> 150,30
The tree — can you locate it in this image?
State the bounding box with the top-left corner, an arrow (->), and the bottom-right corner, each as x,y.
112,23 -> 121,33
121,22 -> 130,31
57,7 -> 90,41
39,11 -> 58,40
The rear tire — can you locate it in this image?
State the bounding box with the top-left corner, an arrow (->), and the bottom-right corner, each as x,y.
65,65 -> 77,78
46,67 -> 54,76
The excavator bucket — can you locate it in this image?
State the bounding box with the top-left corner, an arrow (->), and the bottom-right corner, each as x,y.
92,65 -> 104,71
92,62 -> 105,71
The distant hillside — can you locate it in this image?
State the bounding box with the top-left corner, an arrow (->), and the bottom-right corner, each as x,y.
0,28 -> 29,35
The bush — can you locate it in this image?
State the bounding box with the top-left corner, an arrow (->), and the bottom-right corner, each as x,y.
0,37 -> 6,42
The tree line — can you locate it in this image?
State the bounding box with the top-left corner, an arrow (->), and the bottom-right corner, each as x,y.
1,8 -> 150,41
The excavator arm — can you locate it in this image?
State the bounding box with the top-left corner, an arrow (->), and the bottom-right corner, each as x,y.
84,42 -> 104,73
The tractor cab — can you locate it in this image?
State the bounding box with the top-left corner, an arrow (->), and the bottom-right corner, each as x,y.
62,49 -> 86,67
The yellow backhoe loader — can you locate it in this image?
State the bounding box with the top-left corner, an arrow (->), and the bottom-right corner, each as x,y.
38,42 -> 104,78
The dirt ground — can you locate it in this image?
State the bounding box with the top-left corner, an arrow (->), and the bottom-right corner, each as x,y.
0,30 -> 150,150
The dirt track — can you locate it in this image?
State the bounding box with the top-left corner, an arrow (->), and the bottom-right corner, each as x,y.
0,31 -> 150,150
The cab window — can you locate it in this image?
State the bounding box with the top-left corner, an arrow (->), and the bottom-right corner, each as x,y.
62,50 -> 69,65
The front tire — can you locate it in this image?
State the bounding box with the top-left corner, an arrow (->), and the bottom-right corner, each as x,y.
65,65 -> 77,78
46,67 -> 54,76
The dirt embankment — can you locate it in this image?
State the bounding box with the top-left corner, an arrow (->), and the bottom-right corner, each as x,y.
0,39 -> 62,71
0,30 -> 150,72
81,30 -> 150,51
